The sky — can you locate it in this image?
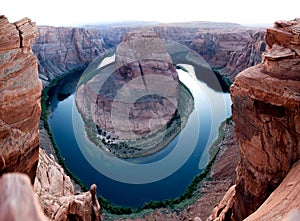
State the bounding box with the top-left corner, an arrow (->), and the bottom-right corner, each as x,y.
1,0 -> 299,27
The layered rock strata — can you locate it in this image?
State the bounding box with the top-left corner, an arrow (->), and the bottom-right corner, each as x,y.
33,23 -> 265,86
213,18 -> 300,220
0,15 -> 41,183
76,30 -> 179,141
32,26 -> 108,86
190,30 -> 265,82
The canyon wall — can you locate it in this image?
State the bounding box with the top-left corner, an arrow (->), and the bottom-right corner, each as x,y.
33,23 -> 265,86
32,26 -> 109,86
0,15 -> 41,183
190,29 -> 265,82
213,19 -> 300,220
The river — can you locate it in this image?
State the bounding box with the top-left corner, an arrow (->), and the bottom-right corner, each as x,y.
47,45 -> 232,207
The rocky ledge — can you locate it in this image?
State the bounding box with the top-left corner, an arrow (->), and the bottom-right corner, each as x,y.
35,149 -> 101,221
212,18 -> 300,220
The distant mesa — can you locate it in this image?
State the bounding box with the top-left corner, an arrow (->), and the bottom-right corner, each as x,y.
76,30 -> 193,158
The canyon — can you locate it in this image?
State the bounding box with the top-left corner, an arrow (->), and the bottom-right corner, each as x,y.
75,30 -> 183,158
76,30 -> 179,139
33,22 -> 265,87
0,13 -> 299,221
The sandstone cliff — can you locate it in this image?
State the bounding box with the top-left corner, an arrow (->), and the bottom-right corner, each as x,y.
1,16 -> 101,221
0,173 -> 48,221
32,26 -> 109,86
33,23 -> 265,86
212,18 -> 300,220
0,15 -> 41,183
190,29 -> 265,82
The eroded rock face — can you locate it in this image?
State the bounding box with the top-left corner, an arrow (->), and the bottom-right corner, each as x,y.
191,29 -> 265,82
244,160 -> 300,221
0,15 -> 41,184
212,18 -> 300,220
34,149 -> 74,197
33,23 -> 264,87
76,30 -> 179,140
35,149 -> 101,221
32,26 -> 109,86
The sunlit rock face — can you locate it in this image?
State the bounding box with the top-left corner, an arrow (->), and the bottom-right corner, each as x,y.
0,15 -> 41,184
0,173 -> 48,221
212,18 -> 300,221
34,149 -> 101,221
76,30 -> 179,140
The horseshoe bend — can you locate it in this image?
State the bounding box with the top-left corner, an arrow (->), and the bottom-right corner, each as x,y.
75,30 -> 194,158
0,12 -> 300,221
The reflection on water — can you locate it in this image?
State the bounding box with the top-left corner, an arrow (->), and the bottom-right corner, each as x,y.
48,42 -> 232,207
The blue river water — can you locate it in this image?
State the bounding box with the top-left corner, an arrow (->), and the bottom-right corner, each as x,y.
48,56 -> 231,207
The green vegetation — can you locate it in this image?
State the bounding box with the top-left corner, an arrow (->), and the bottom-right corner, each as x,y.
80,80 -> 194,159
40,69 -> 88,192
41,61 -> 232,218
103,117 -> 232,219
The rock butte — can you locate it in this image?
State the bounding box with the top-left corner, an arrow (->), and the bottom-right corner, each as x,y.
76,30 -> 179,140
212,18 -> 300,220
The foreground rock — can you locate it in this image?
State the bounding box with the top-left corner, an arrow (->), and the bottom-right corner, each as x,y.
35,149 -> 101,221
213,18 -> 300,220
0,173 -> 48,221
0,15 -> 41,183
244,160 -> 300,221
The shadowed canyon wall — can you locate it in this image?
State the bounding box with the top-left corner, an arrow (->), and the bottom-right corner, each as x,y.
212,18 -> 300,221
32,23 -> 266,86
0,15 -> 41,183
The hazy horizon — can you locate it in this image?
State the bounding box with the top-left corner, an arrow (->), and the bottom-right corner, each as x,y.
2,0 -> 299,27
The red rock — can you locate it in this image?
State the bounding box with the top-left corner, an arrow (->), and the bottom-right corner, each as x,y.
244,160 -> 300,221
32,26 -> 108,86
0,15 -> 20,51
76,30 -> 179,142
190,29 -> 265,82
34,149 -> 74,197
212,18 -> 300,221
35,149 -> 101,221
0,16 -> 41,184
0,173 -> 48,221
